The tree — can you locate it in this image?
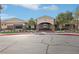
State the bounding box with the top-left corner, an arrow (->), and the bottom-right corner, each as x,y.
0,4 -> 3,31
27,18 -> 36,30
75,6 -> 79,31
56,11 -> 73,30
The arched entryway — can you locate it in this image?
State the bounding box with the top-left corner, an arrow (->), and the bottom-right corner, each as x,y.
37,22 -> 53,31
37,16 -> 55,31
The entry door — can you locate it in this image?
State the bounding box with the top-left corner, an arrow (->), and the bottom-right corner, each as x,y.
43,24 -> 48,28
42,24 -> 51,30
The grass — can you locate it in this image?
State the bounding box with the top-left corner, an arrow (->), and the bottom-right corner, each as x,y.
0,32 -> 16,34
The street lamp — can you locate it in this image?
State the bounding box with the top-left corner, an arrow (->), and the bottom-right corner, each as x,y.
0,4 -> 3,31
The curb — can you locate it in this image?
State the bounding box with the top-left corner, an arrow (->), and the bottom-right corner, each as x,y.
0,33 -> 79,36
0,34 -> 18,36
57,33 -> 79,36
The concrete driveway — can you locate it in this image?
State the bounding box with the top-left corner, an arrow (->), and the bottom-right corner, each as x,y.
0,32 -> 79,54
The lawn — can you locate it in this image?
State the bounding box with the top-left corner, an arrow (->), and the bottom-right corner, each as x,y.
0,32 -> 16,34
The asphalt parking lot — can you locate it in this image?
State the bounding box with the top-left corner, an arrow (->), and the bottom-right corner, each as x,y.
0,32 -> 79,54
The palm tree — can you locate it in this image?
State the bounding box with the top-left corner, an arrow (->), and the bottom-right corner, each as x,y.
0,4 -> 3,31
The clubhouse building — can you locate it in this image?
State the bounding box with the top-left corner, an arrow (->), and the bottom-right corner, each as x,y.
1,16 -> 78,32
1,16 -> 55,32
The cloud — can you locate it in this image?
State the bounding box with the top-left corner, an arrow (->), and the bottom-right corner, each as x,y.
0,14 -> 15,20
17,4 -> 59,11
42,5 -> 59,11
15,4 -> 59,11
15,4 -> 41,10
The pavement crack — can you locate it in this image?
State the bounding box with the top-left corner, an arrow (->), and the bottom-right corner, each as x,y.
0,41 -> 17,53
46,44 -> 49,54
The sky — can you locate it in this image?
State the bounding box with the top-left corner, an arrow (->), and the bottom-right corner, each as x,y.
0,4 -> 79,20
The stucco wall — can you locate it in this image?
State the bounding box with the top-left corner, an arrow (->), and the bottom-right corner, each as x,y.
37,16 -> 54,25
